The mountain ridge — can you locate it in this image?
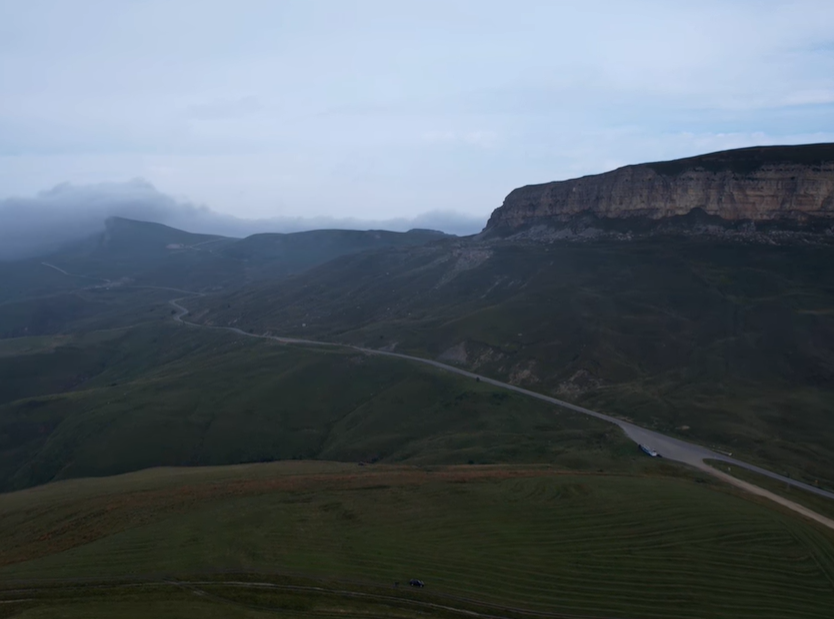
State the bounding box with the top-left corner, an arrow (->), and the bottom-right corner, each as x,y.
0,217 -> 451,310
486,143 -> 834,238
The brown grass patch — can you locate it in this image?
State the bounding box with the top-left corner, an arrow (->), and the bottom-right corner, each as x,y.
0,463 -> 584,568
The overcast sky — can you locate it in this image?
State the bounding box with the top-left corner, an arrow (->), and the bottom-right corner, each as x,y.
1,0 -> 833,226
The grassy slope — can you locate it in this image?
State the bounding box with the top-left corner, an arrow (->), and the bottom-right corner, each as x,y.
190,239 -> 834,488
0,261 -> 87,304
19,217 -> 238,290
0,220 -> 450,341
0,286 -> 178,339
219,228 -> 450,281
706,459 -> 834,521
0,320 -> 645,491
1,463 -> 833,618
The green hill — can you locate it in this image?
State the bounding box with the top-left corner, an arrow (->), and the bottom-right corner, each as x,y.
1,218 -> 447,297
190,238 -> 834,488
2,462 -> 833,619
0,260 -> 88,305
220,228 -> 449,280
2,213 -> 834,494
0,322 -> 638,491
0,218 -> 449,337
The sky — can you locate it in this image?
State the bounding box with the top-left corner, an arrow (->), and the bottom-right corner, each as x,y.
1,0 -> 833,237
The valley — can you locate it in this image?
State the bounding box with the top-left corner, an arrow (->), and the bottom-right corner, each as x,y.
188,238 -> 834,490
5,0 -> 834,612
2,144 -> 834,617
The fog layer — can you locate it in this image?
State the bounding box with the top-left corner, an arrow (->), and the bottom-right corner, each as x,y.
0,180 -> 484,260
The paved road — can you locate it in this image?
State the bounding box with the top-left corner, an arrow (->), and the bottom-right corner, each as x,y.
170,296 -> 834,530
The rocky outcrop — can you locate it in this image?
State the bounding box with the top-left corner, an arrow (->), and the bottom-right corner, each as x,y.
485,144 -> 834,238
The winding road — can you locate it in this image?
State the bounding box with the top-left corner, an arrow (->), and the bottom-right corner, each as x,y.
171,296 -> 834,531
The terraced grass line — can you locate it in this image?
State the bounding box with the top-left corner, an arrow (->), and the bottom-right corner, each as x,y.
3,466 -> 833,618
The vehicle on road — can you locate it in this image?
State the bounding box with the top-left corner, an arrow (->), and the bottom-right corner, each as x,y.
639,444 -> 660,458
409,579 -> 425,588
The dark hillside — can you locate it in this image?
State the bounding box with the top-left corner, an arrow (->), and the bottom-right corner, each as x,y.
0,323 -> 633,490
0,218 -> 450,302
191,238 -> 834,487
219,227 -> 449,280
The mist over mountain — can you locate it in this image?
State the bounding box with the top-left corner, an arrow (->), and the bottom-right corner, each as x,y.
0,180 -> 484,260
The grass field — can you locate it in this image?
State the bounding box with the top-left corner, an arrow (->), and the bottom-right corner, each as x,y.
0,583 -> 487,619
1,462 -> 833,618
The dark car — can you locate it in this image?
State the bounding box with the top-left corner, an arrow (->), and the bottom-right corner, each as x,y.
408,579 -> 425,588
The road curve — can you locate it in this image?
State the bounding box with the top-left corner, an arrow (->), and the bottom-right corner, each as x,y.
170,298 -> 834,529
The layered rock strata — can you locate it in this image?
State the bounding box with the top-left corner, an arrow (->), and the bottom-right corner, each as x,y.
485,144 -> 834,239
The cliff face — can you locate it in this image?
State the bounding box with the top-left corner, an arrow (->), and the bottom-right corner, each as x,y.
486,144 -> 834,237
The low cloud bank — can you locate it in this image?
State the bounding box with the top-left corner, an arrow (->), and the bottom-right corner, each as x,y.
0,180 -> 486,260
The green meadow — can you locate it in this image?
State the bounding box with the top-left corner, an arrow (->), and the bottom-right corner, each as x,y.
2,462 -> 834,618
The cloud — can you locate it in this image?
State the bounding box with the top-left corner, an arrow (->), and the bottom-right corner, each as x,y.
421,129 -> 499,148
781,90 -> 834,107
0,180 -> 485,260
185,96 -> 263,120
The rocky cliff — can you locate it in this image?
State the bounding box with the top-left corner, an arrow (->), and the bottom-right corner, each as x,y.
485,144 -> 834,239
